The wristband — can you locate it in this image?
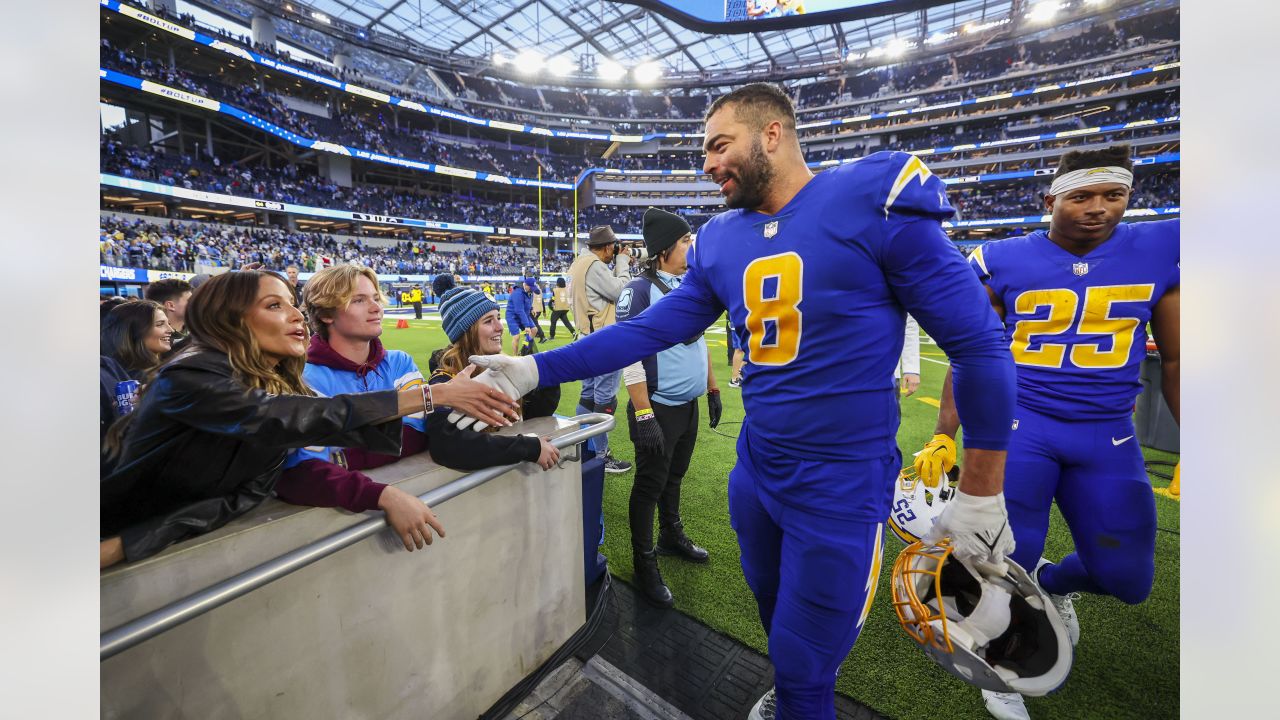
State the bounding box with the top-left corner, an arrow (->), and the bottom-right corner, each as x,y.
420,383 -> 434,414
634,408 -> 655,421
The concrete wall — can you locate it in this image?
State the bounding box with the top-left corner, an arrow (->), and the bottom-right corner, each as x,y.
101,416 -> 586,719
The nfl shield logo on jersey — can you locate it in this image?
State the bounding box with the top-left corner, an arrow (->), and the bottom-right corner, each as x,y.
1072,262 -> 1089,276
764,221 -> 779,238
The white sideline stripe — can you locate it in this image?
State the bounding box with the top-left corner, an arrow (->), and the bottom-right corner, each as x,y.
922,357 -> 951,366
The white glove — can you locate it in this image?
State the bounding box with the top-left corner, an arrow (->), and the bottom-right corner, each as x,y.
922,489 -> 1015,578
447,354 -> 540,431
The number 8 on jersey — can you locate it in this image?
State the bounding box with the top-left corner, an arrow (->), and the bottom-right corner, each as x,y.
742,252 -> 804,366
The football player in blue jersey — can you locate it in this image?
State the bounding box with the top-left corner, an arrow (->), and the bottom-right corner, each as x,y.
449,84 -> 1018,720
915,144 -> 1179,720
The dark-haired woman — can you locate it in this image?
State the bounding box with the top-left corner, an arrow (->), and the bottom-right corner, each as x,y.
100,299 -> 172,380
100,270 -> 519,568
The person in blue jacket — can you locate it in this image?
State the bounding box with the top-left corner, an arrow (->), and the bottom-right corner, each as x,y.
447,84 -> 1018,720
505,277 -> 538,354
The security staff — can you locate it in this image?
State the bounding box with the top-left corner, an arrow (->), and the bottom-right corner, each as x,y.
617,208 -> 723,607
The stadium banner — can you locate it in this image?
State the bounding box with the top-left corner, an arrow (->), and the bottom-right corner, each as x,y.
101,174 -> 504,234
100,265 -> 529,286
100,69 -> 575,191
99,266 -> 196,283
100,0 -> 644,144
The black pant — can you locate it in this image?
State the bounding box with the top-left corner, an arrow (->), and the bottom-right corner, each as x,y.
549,310 -> 575,338
627,398 -> 699,552
412,301 -> 422,319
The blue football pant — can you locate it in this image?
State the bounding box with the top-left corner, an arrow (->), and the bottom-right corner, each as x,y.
1004,406 -> 1156,605
728,440 -> 891,720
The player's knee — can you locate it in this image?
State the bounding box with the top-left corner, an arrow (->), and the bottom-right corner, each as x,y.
1091,557 -> 1154,605
597,398 -> 618,416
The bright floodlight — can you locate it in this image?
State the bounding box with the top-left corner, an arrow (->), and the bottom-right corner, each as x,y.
1027,2 -> 1062,23
634,61 -> 663,84
885,37 -> 910,58
493,53 -> 509,67
514,50 -> 545,74
547,56 -> 575,76
598,59 -> 627,81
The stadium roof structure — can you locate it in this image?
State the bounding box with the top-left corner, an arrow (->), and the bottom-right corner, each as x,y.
245,0 -> 1165,86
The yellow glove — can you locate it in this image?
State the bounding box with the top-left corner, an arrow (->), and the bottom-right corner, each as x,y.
1168,461 -> 1180,498
913,434 -> 957,489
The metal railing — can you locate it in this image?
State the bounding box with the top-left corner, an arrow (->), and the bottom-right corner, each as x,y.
101,413 -> 615,660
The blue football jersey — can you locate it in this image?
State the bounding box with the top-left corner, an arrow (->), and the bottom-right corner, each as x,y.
970,219 -> 1180,420
285,350 -> 426,470
536,151 -> 1014,462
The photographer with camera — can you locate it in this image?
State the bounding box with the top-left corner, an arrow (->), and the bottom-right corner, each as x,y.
567,226 -> 637,473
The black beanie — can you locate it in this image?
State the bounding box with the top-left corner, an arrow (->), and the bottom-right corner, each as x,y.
642,208 -> 691,257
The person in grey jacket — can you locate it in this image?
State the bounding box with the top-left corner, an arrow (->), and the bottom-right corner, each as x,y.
566,225 -> 635,473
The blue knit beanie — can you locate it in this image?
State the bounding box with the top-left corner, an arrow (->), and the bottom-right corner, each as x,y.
439,287 -> 499,343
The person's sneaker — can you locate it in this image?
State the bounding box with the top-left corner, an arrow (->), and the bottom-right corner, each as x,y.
748,687 -> 776,720
602,453 -> 632,474
1034,558 -> 1081,646
982,690 -> 1030,720
728,377 -> 742,388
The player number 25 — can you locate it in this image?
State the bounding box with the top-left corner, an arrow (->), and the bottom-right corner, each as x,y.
1010,284 -> 1154,369
742,252 -> 803,366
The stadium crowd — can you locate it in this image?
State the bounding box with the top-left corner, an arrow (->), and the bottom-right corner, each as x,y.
97,214 -> 567,276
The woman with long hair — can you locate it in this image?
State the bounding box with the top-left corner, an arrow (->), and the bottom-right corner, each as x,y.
100,299 -> 173,380
100,270 -> 519,568
425,284 -> 561,471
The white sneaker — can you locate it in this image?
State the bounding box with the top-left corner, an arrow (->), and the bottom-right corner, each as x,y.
748,687 -> 776,720
1034,558 -> 1081,646
982,690 -> 1030,720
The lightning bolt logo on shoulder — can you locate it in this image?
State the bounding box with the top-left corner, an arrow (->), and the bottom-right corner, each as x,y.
884,155 -> 935,213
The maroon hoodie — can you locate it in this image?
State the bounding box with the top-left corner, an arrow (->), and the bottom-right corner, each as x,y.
273,336 -> 429,513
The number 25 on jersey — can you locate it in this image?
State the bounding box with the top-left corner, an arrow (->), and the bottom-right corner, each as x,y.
742,252 -> 804,366
1010,284 -> 1153,369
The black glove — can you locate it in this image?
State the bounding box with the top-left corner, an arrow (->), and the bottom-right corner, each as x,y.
631,410 -> 665,456
707,389 -> 723,429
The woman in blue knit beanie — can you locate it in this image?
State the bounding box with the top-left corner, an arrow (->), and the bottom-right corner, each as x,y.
425,286 -> 563,471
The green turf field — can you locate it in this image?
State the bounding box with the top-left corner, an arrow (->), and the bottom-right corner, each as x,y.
380,311 -> 1179,720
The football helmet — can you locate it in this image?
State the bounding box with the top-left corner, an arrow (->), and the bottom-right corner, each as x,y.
891,540 -> 1073,697
887,465 -> 960,545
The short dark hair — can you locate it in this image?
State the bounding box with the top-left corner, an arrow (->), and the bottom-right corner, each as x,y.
705,83 -> 796,132
1056,144 -> 1134,176
145,278 -> 193,306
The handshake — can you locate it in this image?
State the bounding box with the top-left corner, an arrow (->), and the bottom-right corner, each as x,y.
447,355 -> 541,430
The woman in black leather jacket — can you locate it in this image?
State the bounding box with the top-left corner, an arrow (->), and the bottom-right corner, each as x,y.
100,270 -> 519,568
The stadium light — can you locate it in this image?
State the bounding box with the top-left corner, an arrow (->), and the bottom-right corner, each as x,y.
924,30 -> 958,45
1027,2 -> 1064,23
514,50 -> 545,74
598,59 -> 627,81
634,61 -> 663,84
547,56 -> 575,77
493,53 -> 510,68
884,37 -> 912,58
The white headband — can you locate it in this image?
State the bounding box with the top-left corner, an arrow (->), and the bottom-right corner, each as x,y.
1049,166 -> 1134,196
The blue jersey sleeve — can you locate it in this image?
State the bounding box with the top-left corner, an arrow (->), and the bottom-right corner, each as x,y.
882,218 -> 1016,451
534,245 -> 724,386
876,152 -> 955,222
